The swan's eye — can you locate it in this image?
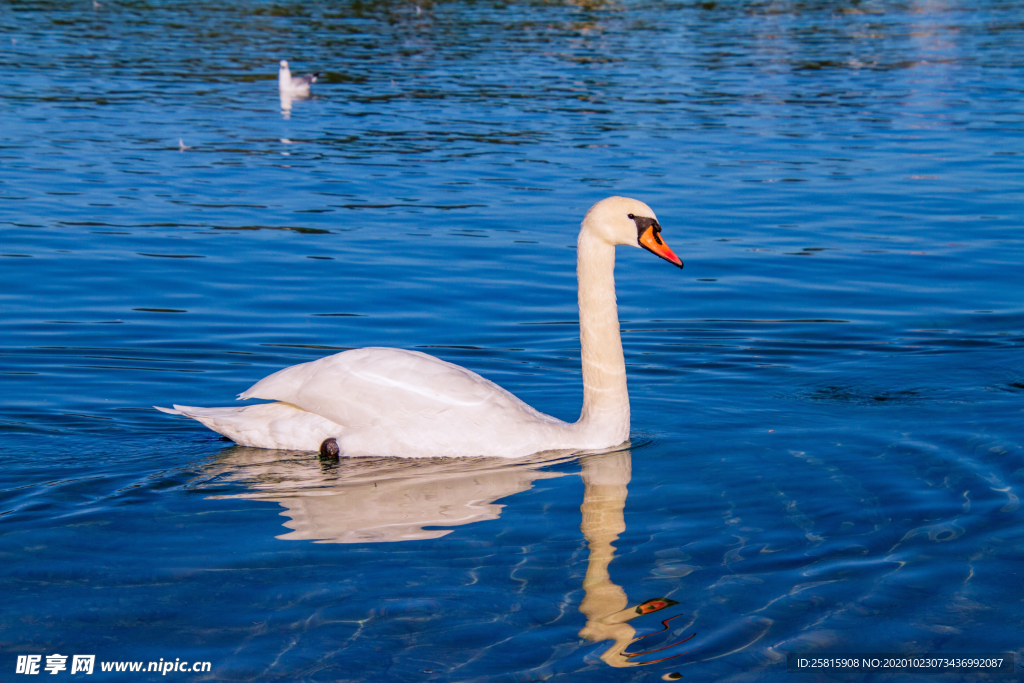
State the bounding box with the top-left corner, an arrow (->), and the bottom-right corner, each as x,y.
631,215 -> 659,242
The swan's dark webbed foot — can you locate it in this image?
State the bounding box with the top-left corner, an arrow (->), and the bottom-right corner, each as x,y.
319,437 -> 340,459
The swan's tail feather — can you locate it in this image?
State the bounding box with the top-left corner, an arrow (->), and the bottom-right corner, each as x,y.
154,402 -> 343,452
159,404 -> 254,442
155,404 -> 235,419
171,404 -> 247,419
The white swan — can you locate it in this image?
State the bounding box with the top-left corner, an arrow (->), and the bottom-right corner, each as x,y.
278,60 -> 320,95
157,196 -> 683,458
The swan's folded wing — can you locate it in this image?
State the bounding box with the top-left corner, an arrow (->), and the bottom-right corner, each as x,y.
238,348 -> 558,432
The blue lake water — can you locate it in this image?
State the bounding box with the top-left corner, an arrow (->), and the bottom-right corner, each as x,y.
2,0 -> 1023,680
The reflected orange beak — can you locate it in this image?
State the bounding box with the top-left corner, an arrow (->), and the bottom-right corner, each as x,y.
635,597 -> 680,615
639,226 -> 683,268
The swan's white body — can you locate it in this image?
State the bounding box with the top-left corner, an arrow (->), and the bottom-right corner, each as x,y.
278,60 -> 318,95
158,197 -> 683,458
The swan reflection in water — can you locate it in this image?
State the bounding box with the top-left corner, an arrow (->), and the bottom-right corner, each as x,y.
203,447 -> 569,543
202,446 -> 695,664
578,451 -> 696,667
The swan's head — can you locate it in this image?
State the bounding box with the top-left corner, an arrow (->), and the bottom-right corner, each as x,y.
582,196 -> 683,268
280,60 -> 289,70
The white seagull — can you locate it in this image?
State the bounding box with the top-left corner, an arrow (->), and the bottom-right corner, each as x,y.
278,60 -> 321,96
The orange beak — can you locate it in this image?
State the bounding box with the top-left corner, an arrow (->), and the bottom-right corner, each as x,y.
639,226 -> 683,268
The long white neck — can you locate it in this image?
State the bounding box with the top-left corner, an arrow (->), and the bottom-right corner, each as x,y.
575,228 -> 630,442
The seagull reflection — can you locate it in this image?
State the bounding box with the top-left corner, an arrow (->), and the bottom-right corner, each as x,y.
204,447 -> 570,543
279,90 -> 294,118
578,451 -> 697,667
